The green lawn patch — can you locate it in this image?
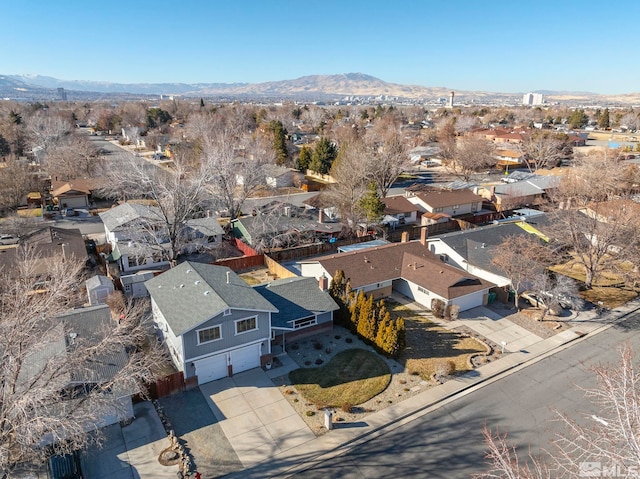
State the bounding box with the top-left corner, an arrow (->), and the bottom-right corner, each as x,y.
289,349 -> 391,408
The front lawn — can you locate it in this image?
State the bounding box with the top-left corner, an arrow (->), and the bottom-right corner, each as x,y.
289,349 -> 391,408
389,302 -> 488,380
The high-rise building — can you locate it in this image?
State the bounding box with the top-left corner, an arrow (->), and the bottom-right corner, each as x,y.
522,92 -> 543,106
57,88 -> 67,101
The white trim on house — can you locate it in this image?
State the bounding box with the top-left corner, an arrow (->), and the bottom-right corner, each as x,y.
234,316 -> 258,335
196,325 -> 222,345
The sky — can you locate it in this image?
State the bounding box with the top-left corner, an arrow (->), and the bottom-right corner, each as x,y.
3,0 -> 640,94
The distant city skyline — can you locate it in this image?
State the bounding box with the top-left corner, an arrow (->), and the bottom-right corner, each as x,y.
3,1 -> 640,94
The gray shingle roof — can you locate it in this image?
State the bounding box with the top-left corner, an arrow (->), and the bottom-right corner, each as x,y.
99,203 -> 161,231
146,261 -> 277,335
255,277 -> 338,329
185,217 -> 225,237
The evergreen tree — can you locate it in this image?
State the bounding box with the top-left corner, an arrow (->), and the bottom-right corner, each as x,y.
598,108 -> 610,129
359,182 -> 386,223
357,295 -> 376,342
349,290 -> 365,333
296,145 -> 312,171
375,311 -> 391,352
200,98 -> 205,108
309,137 -> 337,174
568,109 -> 589,129
267,120 -> 288,165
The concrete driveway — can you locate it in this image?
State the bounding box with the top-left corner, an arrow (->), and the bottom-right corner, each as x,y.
199,367 -> 316,468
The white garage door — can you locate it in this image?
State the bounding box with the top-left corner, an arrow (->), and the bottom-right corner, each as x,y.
195,354 -> 228,384
230,344 -> 261,375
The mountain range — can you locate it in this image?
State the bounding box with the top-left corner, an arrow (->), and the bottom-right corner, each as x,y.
2,73 -> 639,105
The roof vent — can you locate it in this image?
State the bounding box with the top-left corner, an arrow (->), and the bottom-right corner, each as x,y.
179,284 -> 185,288
204,290 -> 210,295
194,280 -> 200,285
186,269 -> 192,273
226,271 -> 230,284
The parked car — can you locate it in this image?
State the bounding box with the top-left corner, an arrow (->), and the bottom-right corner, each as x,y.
63,208 -> 77,217
0,234 -> 19,245
520,291 -> 563,316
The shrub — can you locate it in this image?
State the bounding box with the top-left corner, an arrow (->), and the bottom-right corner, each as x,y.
315,358 -> 324,365
335,335 -> 341,340
325,348 -> 332,354
313,342 -> 323,350
284,389 -> 295,395
306,410 -> 315,417
346,337 -> 353,344
434,359 -> 456,378
304,360 -> 311,366
431,299 -> 445,318
341,403 -> 353,413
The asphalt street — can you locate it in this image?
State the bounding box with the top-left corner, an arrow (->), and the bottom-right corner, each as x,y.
292,313 -> 640,479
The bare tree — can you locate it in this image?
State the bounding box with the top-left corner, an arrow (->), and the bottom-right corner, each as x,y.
325,139 -> 369,232
445,134 -> 496,182
0,159 -> 41,210
0,251 -> 164,476
44,135 -> 103,180
491,234 -> 553,310
100,151 -> 214,262
26,112 -> 72,161
519,131 -> 565,172
436,118 -> 457,161
365,119 -> 410,198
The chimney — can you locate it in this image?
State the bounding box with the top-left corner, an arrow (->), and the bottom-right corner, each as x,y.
401,231 -> 409,243
226,271 -> 230,284
420,226 -> 428,246
318,209 -> 323,223
319,274 -> 329,291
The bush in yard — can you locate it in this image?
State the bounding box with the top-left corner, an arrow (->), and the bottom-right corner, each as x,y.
341,402 -> 353,413
449,304 -> 460,320
434,359 -> 456,380
431,298 -> 445,318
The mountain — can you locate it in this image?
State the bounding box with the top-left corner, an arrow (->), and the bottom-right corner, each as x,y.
3,73 -> 640,104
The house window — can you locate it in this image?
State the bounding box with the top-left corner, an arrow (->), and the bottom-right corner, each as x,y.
434,207 -> 443,213
223,309 -> 231,316
471,202 -> 478,212
198,325 -> 221,344
293,316 -> 317,329
452,204 -> 460,209
235,317 -> 257,334
418,286 -> 429,295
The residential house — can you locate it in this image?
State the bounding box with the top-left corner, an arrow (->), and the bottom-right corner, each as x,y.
36,305 -> 135,435
99,203 -> 170,273
495,149 -> 526,169
382,196 -> 419,225
50,178 -> 104,209
120,270 -> 156,298
232,203 -> 343,250
263,165 -> 297,188
405,188 -> 488,226
146,262 -> 278,384
299,234 -> 493,312
0,226 -> 88,277
181,216 -> 225,254
255,276 -> 339,346
476,174 -> 560,211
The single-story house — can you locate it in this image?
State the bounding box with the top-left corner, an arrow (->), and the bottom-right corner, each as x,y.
382,196 -> 419,225
476,174 -> 560,211
50,178 -> 104,209
299,234 -> 494,312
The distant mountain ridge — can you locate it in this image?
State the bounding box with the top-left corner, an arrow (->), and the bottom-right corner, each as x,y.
2,73 -> 640,104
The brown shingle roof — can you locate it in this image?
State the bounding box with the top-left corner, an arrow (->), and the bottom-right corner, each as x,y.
315,241 -> 492,299
382,196 -> 419,216
414,189 -> 483,209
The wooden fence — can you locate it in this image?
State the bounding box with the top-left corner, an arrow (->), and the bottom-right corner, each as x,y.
267,236 -> 374,263
214,254 -> 265,271
148,371 -> 186,400
264,255 -> 297,279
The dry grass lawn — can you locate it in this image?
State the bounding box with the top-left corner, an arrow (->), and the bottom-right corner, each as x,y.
289,349 -> 391,408
580,287 -> 638,309
549,254 -> 626,287
389,303 -> 488,380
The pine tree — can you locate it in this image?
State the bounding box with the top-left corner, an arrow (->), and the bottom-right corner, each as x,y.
296,145 -> 312,171
598,108 -> 610,129
349,291 -> 365,333
375,311 -> 391,352
358,182 -> 386,224
309,137 -> 337,174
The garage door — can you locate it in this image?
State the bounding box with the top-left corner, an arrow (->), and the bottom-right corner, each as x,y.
195,354 -> 228,384
230,344 -> 261,375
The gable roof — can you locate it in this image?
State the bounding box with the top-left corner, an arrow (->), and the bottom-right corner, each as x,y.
382,196 -> 419,215
99,203 -> 161,232
312,240 -> 492,299
146,261 -> 277,336
493,175 -> 560,197
50,178 -> 104,194
255,277 -> 339,329
185,216 -> 225,237
412,189 -> 484,208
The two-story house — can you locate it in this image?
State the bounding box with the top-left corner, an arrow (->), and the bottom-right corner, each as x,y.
146,262 -> 277,384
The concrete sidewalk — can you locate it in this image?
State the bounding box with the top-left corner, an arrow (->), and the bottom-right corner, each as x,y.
225,298 -> 640,478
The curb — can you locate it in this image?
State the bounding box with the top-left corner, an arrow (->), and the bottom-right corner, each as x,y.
274,303 -> 640,478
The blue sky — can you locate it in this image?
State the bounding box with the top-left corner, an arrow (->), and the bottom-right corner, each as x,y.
3,1 -> 639,94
